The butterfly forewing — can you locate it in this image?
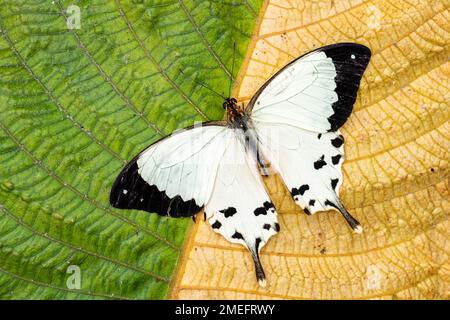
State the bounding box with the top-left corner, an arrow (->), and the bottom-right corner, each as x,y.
110,123 -> 227,217
249,43 -> 371,132
250,43 -> 370,232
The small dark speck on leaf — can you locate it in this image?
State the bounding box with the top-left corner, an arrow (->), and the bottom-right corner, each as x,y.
320,248 -> 326,255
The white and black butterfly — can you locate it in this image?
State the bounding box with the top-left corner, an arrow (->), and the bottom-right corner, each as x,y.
110,43 -> 371,287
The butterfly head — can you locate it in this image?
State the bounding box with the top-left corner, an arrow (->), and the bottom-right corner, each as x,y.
224,97 -> 247,125
223,97 -> 238,110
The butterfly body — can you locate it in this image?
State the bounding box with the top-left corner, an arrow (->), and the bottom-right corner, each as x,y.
223,97 -> 247,128
110,43 -> 372,286
223,97 -> 272,175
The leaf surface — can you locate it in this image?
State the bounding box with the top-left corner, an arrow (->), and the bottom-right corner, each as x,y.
172,0 -> 450,299
0,0 -> 261,299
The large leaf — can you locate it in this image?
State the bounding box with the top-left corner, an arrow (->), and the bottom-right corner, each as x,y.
0,0 -> 262,299
172,0 -> 449,299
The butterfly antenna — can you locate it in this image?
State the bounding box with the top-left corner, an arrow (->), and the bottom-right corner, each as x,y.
228,42 -> 236,98
179,69 -> 226,100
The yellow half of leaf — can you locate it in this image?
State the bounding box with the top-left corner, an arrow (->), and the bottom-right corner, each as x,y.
171,0 -> 450,299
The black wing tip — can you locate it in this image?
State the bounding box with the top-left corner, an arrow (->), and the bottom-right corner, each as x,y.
320,43 -> 372,72
322,42 -> 372,64
322,43 -> 372,131
109,161 -> 202,217
109,159 -> 138,208
321,42 -> 372,56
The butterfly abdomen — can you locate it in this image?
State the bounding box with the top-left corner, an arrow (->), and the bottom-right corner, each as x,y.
235,120 -> 273,176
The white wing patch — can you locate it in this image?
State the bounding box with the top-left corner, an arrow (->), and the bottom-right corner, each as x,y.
256,122 -> 362,233
252,51 -> 338,132
204,130 -> 279,286
137,126 -> 226,205
110,125 -> 228,217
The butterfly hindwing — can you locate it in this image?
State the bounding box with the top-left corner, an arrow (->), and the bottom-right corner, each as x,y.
110,123 -> 227,217
249,43 -> 371,132
204,130 -> 279,286
256,121 -> 362,232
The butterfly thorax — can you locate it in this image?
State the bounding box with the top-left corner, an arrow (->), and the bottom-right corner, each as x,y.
222,98 -> 272,175
223,98 -> 248,130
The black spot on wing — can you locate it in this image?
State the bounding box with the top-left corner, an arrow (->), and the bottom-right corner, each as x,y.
324,199 -> 338,209
255,201 -> 276,216
317,133 -> 322,139
255,237 -> 262,250
322,43 -> 371,131
299,184 -> 309,195
263,222 -> 280,232
309,199 -> 316,206
291,184 -> 309,196
211,220 -> 222,229
314,155 -> 327,169
254,207 -> 267,216
331,178 -> 339,190
263,201 -> 274,210
232,231 -> 243,240
220,207 -> 237,218
110,161 -> 201,217
331,154 -> 342,165
331,135 -> 344,148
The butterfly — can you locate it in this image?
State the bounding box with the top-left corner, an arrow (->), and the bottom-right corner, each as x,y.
110,43 -> 371,287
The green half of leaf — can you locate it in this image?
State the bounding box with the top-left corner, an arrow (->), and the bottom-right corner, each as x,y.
0,0 -> 262,299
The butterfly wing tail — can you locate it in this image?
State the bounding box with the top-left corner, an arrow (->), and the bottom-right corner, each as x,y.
326,200 -> 363,234
251,238 -> 267,287
205,133 -> 279,286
